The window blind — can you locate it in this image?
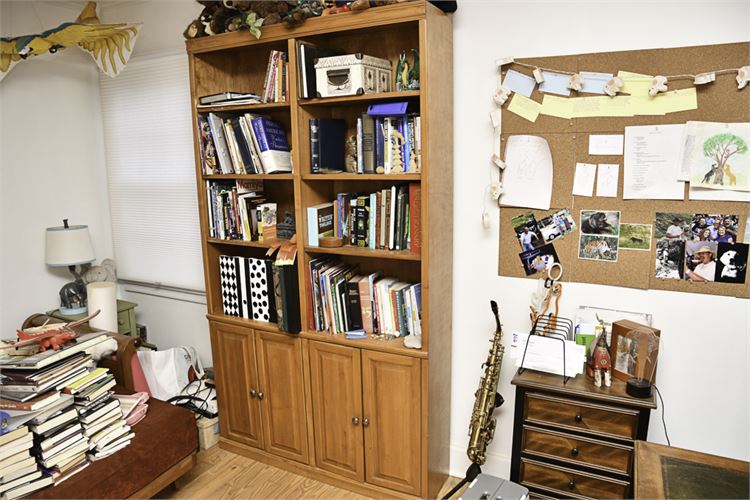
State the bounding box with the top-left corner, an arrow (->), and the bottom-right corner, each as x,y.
99,54 -> 204,291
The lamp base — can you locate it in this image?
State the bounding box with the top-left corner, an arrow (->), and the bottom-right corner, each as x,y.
59,305 -> 88,316
626,378 -> 652,398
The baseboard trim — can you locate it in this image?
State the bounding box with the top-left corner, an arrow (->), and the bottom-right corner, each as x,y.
449,445 -> 511,479
219,438 -> 422,499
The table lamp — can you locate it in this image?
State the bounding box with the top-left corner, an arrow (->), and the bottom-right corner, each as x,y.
45,219 -> 96,315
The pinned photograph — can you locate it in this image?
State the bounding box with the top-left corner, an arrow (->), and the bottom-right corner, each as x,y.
690,213 -> 740,243
654,212 -> 693,240
684,240 -> 718,282
619,223 -> 652,251
715,242 -> 749,284
655,238 -> 685,279
538,208 -> 577,242
580,210 -> 620,236
519,243 -> 559,276
511,212 -> 544,251
578,234 -> 619,262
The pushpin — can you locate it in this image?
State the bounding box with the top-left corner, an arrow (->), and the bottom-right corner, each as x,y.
737,66 -> 750,89
489,109 -> 501,128
533,68 -> 545,83
494,56 -> 514,70
649,75 -> 668,96
604,76 -> 623,97
493,87 -> 512,107
567,73 -> 585,92
694,72 -> 716,85
492,154 -> 506,169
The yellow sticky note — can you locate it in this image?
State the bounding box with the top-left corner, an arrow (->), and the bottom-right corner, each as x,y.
508,93 -> 542,122
660,87 -> 698,113
541,95 -> 573,119
618,70 -> 652,97
630,95 -> 666,116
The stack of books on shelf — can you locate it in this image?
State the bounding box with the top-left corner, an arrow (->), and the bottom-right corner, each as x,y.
307,183 -> 421,254
206,180 -> 279,242
197,92 -> 262,108
0,427 -> 50,500
308,257 -> 422,338
263,50 -> 289,103
198,113 -> 292,175
309,105 -> 421,175
219,254 -> 300,333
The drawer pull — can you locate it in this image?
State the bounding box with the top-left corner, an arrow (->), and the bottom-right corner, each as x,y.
571,447 -> 579,457
352,416 -> 360,425
249,388 -> 257,398
575,414 -> 583,423
568,480 -> 576,490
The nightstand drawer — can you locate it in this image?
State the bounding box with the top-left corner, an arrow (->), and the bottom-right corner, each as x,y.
522,425 -> 633,475
520,458 -> 629,499
525,393 -> 639,440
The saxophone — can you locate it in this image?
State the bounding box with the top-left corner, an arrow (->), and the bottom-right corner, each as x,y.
467,300 -> 505,465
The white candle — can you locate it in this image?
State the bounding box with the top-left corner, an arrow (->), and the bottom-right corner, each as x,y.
87,282 -> 117,332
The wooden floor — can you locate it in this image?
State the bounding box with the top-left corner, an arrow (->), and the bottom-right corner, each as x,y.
162,446 -> 465,499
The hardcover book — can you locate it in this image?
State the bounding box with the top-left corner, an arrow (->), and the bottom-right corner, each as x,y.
251,117 -> 292,173
306,203 -> 334,246
316,118 -> 346,173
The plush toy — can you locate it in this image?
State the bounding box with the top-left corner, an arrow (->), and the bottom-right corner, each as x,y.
282,1 -> 325,26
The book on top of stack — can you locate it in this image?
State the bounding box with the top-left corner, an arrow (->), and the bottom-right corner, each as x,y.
0,427 -> 51,500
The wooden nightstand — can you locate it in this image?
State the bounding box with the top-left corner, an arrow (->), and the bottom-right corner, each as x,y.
510,369 -> 656,499
47,299 -> 138,337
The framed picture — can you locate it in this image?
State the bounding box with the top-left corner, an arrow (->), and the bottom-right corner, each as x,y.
610,320 -> 661,383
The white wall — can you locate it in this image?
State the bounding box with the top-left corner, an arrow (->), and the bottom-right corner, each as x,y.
451,0 -> 750,478
0,1 -> 113,332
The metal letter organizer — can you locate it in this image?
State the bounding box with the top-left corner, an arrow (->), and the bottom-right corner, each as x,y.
518,314 -> 574,384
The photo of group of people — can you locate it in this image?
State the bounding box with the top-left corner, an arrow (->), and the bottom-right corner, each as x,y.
578,210 -> 620,262
512,210 -> 576,277
654,212 -> 748,283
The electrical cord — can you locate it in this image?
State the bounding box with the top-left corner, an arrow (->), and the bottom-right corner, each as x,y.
653,384 -> 671,446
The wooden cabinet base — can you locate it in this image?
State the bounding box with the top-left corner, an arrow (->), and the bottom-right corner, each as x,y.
219,438 -> 426,500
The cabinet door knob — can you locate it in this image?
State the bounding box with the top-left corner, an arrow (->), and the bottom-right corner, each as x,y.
352,417 -> 360,425
571,447 -> 579,457
362,417 -> 369,427
257,391 -> 264,400
575,414 -> 583,423
249,388 -> 257,398
568,480 -> 576,490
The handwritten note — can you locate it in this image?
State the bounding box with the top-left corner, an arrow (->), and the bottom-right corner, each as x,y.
572,162 -> 597,197
507,94 -> 542,122
500,135 -> 553,210
589,135 -> 624,155
596,164 -> 619,197
540,95 -> 573,119
624,124 -> 686,200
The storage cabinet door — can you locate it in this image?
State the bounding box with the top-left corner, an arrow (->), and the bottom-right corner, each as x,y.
309,341 -> 364,481
362,351 -> 422,495
210,322 -> 263,449
255,330 -> 309,463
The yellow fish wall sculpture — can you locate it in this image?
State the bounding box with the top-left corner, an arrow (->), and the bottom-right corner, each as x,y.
0,2 -> 141,82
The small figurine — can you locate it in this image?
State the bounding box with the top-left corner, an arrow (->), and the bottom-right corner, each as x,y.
567,73 -> 585,92
590,333 -> 612,388
344,135 -> 358,172
737,65 -> 750,90
649,75 -> 668,96
408,48 -> 419,89
396,51 -> 410,91
14,310 -> 100,352
604,76 -> 623,97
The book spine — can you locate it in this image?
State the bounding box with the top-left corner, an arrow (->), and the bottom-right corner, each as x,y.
358,278 -> 373,333
415,116 -> 422,171
356,117 -> 363,174
346,281 -> 363,331
310,119 -> 320,173
374,117 -> 384,172
207,113 -> 232,174
369,192 -> 377,249
361,114 -> 375,173
388,185 -> 396,250
394,187 -> 403,250
384,117 -> 392,174
262,51 -> 275,103
307,207 -> 319,246
251,119 -> 271,152
349,198 -> 357,246
409,183 -> 421,254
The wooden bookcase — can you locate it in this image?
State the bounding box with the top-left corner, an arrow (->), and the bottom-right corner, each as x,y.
186,2 -> 453,497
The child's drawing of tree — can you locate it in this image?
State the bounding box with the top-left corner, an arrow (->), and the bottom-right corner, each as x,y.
703,133 -> 747,184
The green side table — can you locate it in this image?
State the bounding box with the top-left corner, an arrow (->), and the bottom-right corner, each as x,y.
47,299 -> 138,337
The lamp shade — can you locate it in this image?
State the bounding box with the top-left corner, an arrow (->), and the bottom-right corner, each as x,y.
45,224 -> 96,267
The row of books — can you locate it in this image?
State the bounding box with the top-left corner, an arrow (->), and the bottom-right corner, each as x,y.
220,254 -> 301,333
307,183 -> 421,254
309,107 -> 421,175
308,257 -> 422,337
206,180 -> 279,242
262,50 -> 289,104
198,112 -> 292,175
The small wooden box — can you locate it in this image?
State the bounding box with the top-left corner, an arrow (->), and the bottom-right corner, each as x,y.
196,416 -> 219,450
314,53 -> 392,98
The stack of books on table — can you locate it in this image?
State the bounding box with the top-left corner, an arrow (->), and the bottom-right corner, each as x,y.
64,368 -> 133,462
0,427 -> 51,499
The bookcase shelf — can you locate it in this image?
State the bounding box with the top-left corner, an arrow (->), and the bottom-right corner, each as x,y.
196,101 -> 290,113
301,173 -> 421,181
187,3 -> 452,498
298,90 -> 420,107
305,244 -> 420,261
203,173 -> 294,181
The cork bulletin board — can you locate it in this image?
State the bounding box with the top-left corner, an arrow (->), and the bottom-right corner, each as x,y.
497,42 -> 750,298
